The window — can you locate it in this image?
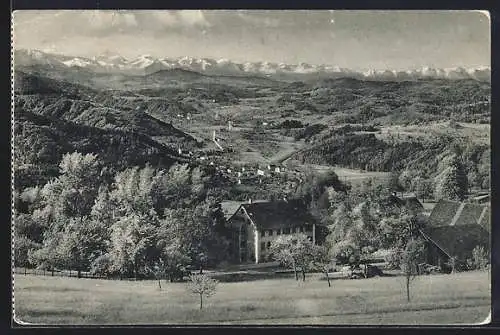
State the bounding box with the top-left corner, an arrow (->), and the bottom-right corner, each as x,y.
296,227 -> 300,233
267,241 -> 271,248
261,242 -> 265,250
277,229 -> 281,235
269,229 -> 274,236
261,230 -> 265,237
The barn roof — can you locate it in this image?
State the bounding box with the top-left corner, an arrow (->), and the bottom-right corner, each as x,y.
428,199 -> 490,229
454,203 -> 487,227
427,200 -> 462,227
231,199 -> 317,230
420,224 -> 490,261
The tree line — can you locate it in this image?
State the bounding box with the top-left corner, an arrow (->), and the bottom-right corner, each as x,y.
293,132 -> 489,192
14,152 -> 230,280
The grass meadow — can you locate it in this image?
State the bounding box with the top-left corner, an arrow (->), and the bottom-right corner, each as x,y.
13,270 -> 490,325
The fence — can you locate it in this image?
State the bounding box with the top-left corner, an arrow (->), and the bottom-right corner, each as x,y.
14,267 -> 107,280
13,268 -> 175,281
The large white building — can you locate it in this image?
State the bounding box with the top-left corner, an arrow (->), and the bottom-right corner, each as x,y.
225,199 -> 317,264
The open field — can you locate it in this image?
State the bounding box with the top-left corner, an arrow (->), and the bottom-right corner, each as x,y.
14,270 -> 489,325
296,163 -> 391,184
377,122 -> 490,145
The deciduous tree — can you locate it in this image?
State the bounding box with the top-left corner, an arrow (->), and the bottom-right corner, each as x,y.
400,238 -> 425,302
186,274 -> 218,310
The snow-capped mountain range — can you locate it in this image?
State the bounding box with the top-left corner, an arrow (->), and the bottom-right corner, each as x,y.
14,49 -> 491,82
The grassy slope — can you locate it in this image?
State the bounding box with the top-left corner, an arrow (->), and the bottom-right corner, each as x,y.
14,270 -> 489,325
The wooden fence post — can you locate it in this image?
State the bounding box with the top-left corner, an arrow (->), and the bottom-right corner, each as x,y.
24,268 -> 27,275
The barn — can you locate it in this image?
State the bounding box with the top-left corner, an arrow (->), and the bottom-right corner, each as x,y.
419,199 -> 490,272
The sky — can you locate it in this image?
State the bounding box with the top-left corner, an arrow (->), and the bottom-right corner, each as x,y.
13,10 -> 490,71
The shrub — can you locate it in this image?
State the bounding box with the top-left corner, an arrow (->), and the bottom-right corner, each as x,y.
90,254 -> 114,277
14,235 -> 40,268
384,248 -> 402,270
466,245 -> 489,270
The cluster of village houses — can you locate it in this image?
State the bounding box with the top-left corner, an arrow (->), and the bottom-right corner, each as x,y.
176,129 -> 301,186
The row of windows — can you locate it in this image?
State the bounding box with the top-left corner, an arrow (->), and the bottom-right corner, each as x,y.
261,236 -> 313,251
260,226 -> 311,237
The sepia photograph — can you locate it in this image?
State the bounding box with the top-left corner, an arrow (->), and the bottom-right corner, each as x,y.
11,9 -> 491,325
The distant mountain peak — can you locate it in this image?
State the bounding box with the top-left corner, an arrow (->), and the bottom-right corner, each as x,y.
13,48 -> 491,82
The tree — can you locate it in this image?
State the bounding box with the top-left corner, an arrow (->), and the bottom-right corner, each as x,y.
413,178 -> 433,203
295,169 -> 346,210
28,152 -> 104,274
155,238 -> 191,283
434,154 -> 468,201
270,235 -> 300,280
311,244 -> 333,287
326,201 -> 381,266
186,274 -> 218,310
18,186 -> 43,214
56,217 -> 109,277
14,235 -> 41,268
161,202 -> 231,273
398,170 -> 418,194
400,238 -> 425,302
42,152 -> 102,219
379,213 -> 424,251
111,165 -> 156,216
28,215 -> 68,271
108,211 -> 159,278
269,234 -> 315,281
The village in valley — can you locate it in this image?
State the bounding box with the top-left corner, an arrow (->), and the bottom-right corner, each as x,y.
12,10 -> 491,325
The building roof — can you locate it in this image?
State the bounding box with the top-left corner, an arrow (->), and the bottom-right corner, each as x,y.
231,199 -> 317,230
427,200 -> 463,227
453,203 -> 487,227
420,224 -> 490,261
428,199 -> 490,229
220,200 -> 268,220
473,194 -> 490,203
403,196 -> 424,211
385,195 -> 424,213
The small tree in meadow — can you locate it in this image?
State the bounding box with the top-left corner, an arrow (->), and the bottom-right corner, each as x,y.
311,244 -> 333,287
186,274 -> 218,310
400,238 -> 425,302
